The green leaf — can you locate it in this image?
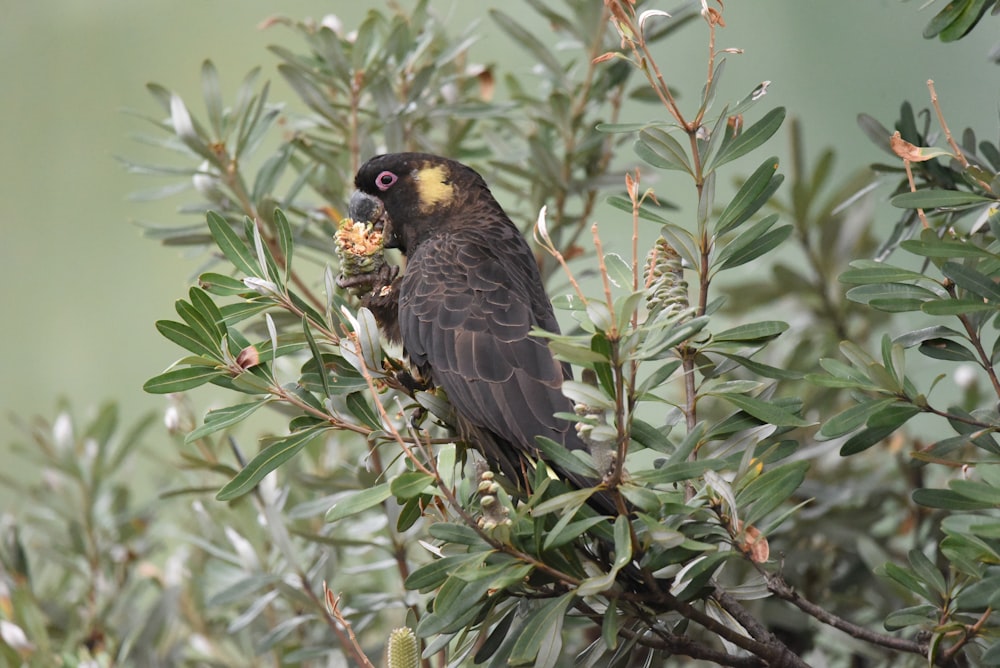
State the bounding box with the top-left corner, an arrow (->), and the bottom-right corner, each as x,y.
671,551 -> 729,601
901,237 -> 999,259
143,366 -> 226,394
325,482 -> 393,523
406,553 -> 487,592
891,190 -> 994,210
605,195 -> 673,224
576,515 -> 632,598
819,397 -> 897,439
185,400 -> 268,442
189,285 -> 225,329
390,471 -> 436,500
595,121 -> 660,134
938,0 -> 992,41
918,338 -> 977,362
175,298 -> 222,350
839,261 -> 931,285
884,605 -> 936,631
845,283 -> 938,307
206,211 -> 260,278
894,325 -> 966,348
532,487 -> 599,517
713,320 -> 788,343
543,516 -> 610,551
949,478 -> 1000,505
738,460 -> 809,526
217,426 -> 327,501
535,436 -> 600,479
941,261 -> 1000,302
715,159 -> 782,235
220,301 -> 273,325
881,562 -> 934,601
201,59 -> 223,137
417,576 -> 491,636
714,392 -> 812,427
508,593 -> 574,668
346,392 -> 382,431
718,225 -> 792,270
956,574 -> 1000,609
428,522 -> 487,547
840,424 -> 898,456
273,208 -> 293,281
303,318 -> 332,399
604,253 -> 635,291
634,127 -> 692,174
612,514 -> 633,568
252,147 -> 292,205
921,298 -> 998,315
636,315 -> 711,360
629,417 -> 675,452
912,488 -> 996,510
710,107 -> 786,169
631,459 -> 725,485
396,497 -> 423,533
247,217 -> 281,284
717,353 -> 802,380
659,223 -> 701,272
199,272 -> 252,296
602,602 -> 621,651
155,320 -> 221,359
908,548 -> 947,596
866,403 -> 920,431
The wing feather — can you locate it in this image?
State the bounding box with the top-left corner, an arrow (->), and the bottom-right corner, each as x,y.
398,230 -> 578,460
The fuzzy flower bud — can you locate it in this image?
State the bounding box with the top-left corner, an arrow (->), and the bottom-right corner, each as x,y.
386,627 -> 419,668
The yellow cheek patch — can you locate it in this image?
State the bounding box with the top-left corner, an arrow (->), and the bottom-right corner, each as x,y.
414,164 -> 455,212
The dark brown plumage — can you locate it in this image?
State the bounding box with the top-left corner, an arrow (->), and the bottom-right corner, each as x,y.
349,152 -> 608,506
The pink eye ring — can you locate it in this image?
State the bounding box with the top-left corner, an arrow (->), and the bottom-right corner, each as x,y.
375,171 -> 397,191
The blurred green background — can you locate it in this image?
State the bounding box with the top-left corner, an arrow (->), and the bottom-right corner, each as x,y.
1,1 -> 996,451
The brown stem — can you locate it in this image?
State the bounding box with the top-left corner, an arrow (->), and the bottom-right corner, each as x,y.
927,80 -> 967,170
941,606 -> 993,663
766,573 -> 934,659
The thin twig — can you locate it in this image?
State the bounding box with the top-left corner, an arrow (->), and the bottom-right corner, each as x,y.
766,573 -> 932,659
324,585 -> 377,668
927,80 -> 967,169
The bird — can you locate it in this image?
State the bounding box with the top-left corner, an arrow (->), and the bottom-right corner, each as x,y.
345,152 -> 616,513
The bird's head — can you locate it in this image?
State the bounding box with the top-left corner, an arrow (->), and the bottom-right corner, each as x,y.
349,152 -> 494,253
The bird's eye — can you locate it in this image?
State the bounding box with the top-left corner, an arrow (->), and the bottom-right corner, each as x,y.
375,171 -> 397,191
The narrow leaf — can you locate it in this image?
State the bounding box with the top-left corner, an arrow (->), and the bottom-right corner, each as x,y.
274,208 -> 293,280
715,392 -> 812,427
155,320 -> 221,359
715,159 -> 782,235
891,190 -> 993,210
508,593 -> 574,668
739,460 -> 809,526
634,127 -> 692,173
217,426 -> 328,500
326,483 -> 393,523
186,400 -> 268,442
206,211 -> 260,277
143,366 -> 226,394
941,261 -> 1000,302
713,320 -> 788,343
711,107 -> 786,169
